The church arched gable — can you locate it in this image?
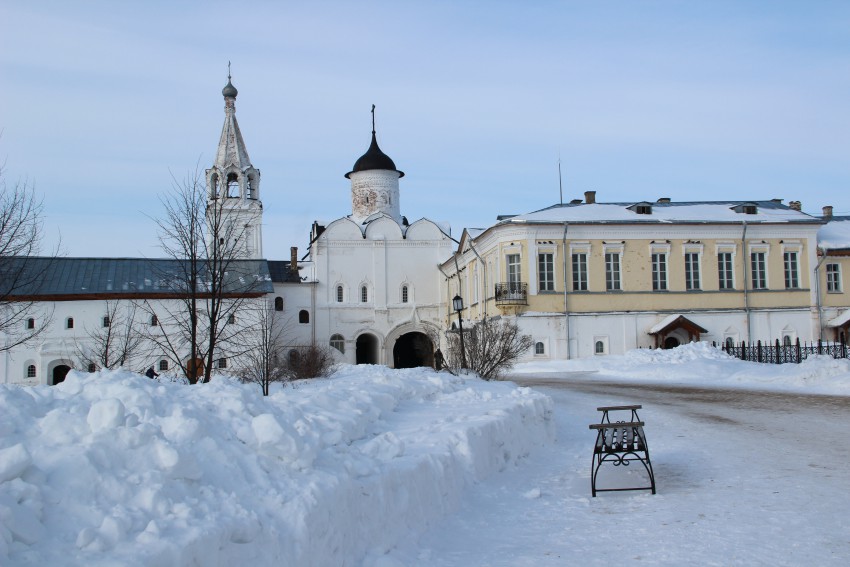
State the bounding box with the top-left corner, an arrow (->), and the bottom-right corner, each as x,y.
323,218 -> 364,240
364,216 -> 404,240
405,219 -> 448,241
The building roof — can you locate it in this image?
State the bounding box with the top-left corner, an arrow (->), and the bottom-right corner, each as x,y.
213,79 -> 252,172
4,257 -> 274,299
222,78 -> 238,98
501,200 -> 822,226
267,260 -> 301,283
345,116 -> 404,179
648,314 -> 708,335
827,310 -> 850,328
818,218 -> 850,251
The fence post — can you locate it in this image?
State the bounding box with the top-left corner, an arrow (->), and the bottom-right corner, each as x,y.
796,338 -> 802,364
741,341 -> 747,361
775,338 -> 781,364
818,339 -> 823,355
757,340 -> 762,363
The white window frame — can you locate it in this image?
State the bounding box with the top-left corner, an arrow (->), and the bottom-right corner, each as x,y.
603,245 -> 623,291
538,251 -> 555,292
534,340 -> 547,356
651,251 -> 668,291
506,253 -> 522,286
782,248 -> 801,289
330,334 -> 345,353
717,247 -> 735,290
571,250 -> 589,291
826,263 -> 842,293
593,336 -> 609,355
750,248 -> 768,290
684,251 -> 701,291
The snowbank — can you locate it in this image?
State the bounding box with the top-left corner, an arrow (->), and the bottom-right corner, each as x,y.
0,366 -> 553,566
512,341 -> 850,395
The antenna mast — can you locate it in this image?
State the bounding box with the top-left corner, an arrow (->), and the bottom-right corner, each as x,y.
558,153 -> 563,205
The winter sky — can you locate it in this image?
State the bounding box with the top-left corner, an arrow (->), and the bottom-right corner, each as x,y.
2,1 -> 849,259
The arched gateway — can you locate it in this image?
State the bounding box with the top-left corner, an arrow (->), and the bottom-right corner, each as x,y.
52,365 -> 71,385
356,333 -> 379,364
393,332 -> 434,368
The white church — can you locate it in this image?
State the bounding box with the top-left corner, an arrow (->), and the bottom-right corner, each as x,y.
3,75 -> 454,386
4,74 -> 849,386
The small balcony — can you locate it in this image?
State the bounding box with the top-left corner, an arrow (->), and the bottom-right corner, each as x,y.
495,282 -> 528,306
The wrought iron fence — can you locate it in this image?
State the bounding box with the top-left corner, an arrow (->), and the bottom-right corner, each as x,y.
716,338 -> 849,364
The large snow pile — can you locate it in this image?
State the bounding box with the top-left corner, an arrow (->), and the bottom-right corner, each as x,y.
512,341 -> 850,394
0,366 -> 553,566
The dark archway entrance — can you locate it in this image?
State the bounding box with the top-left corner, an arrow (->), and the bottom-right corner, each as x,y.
393,332 -> 434,368
52,365 -> 71,385
356,333 -> 379,364
663,337 -> 681,349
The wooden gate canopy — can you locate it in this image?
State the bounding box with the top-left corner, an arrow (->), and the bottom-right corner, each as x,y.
648,314 -> 708,349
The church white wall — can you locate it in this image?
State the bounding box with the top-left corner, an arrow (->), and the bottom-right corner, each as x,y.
311,218 -> 453,366
2,299 -> 157,386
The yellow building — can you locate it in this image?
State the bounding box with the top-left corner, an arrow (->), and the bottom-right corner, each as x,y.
441,192 -> 832,359
817,211 -> 850,343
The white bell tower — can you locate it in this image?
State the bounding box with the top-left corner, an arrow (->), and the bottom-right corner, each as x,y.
204,66 -> 263,259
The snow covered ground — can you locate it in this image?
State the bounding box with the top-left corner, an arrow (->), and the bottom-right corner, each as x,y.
0,365 -> 553,566
2,343 -> 850,566
513,340 -> 850,395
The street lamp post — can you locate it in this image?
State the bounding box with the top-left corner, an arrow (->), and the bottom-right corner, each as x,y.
452,294 -> 467,369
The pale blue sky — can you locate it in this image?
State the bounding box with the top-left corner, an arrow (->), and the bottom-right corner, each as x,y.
2,1 -> 849,257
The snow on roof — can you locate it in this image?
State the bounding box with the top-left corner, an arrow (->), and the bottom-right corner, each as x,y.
648,314 -> 683,334
818,219 -> 850,250
503,201 -> 819,225
828,310 -> 850,328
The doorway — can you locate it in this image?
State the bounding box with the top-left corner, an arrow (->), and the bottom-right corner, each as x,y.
393,332 -> 434,368
52,365 -> 71,385
356,333 -> 379,364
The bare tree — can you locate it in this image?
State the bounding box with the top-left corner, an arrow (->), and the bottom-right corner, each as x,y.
237,300 -> 290,396
0,166 -> 54,351
145,168 -> 263,384
76,300 -> 146,371
445,316 -> 534,380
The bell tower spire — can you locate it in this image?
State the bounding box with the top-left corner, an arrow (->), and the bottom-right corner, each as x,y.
205,65 -> 263,259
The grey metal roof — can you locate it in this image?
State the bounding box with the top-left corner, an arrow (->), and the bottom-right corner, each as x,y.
267,260 -> 301,283
3,257 -> 274,298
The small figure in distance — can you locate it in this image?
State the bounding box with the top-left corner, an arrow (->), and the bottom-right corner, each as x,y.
145,366 -> 159,379
434,348 -> 445,371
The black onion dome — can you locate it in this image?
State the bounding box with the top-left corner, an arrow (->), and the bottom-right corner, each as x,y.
222,79 -> 238,98
345,132 -> 404,178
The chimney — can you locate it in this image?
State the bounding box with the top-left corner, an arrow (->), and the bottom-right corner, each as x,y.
290,247 -> 299,278
823,205 -> 833,219
771,198 -> 783,204
584,190 -> 596,204
789,201 -> 802,211
657,197 -> 671,204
